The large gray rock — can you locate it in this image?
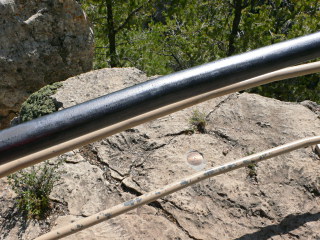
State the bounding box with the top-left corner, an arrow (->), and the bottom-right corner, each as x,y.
0,0 -> 93,129
1,68 -> 319,239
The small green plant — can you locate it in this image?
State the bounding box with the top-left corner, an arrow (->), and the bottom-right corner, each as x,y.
189,109 -> 207,133
247,163 -> 257,178
7,160 -> 63,219
245,150 -> 258,179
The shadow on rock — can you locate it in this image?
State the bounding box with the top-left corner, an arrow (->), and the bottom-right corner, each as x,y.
235,212 -> 320,240
0,202 -> 30,239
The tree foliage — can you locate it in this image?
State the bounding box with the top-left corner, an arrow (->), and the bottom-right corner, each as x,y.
80,0 -> 320,103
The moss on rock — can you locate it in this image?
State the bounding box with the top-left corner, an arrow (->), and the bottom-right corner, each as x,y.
19,82 -> 63,122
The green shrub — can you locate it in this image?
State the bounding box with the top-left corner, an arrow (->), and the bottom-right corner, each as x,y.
19,82 -> 63,123
7,160 -> 63,219
189,110 -> 207,133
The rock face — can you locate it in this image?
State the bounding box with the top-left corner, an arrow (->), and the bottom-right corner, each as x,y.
0,0 -> 94,129
1,68 -> 320,239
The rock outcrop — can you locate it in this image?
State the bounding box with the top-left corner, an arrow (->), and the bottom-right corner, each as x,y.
0,0 -> 94,129
1,68 -> 319,239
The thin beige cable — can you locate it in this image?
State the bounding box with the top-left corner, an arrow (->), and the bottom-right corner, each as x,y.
36,135 -> 320,240
1,61 -> 320,178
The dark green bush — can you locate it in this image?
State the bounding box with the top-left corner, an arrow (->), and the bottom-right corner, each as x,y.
19,82 -> 63,123
247,72 -> 320,104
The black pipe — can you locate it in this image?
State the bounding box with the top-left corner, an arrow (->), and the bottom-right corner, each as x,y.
1,32 -> 320,164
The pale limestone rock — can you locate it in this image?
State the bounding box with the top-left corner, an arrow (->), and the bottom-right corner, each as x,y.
1,68 -> 319,239
0,0 -> 93,129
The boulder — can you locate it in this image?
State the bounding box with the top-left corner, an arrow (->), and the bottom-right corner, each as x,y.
0,0 -> 93,129
1,68 -> 319,239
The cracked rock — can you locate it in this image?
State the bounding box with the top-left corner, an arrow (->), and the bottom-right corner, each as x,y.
1,68 -> 320,239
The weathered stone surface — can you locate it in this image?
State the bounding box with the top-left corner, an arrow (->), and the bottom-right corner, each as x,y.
1,68 -> 319,239
0,0 -> 93,129
52,67 -> 148,109
52,211 -> 189,240
0,177 -> 43,240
